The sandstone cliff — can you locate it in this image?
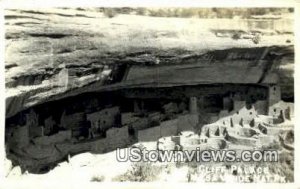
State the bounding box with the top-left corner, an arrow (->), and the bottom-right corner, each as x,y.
5,8 -> 294,118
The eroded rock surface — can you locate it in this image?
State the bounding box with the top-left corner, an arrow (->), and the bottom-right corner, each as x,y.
5,8 -> 294,117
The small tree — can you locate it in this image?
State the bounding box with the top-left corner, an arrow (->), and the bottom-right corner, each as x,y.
136,8 -> 147,16
90,175 -> 105,182
252,34 -> 261,44
103,8 -> 117,18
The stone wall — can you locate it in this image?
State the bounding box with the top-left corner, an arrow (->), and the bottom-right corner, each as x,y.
87,106 -> 120,130
157,137 -> 176,151
138,118 -> 180,142
111,111 -> 198,144
163,102 -> 179,114
24,145 -> 62,160
160,119 -> 178,137
25,110 -> 39,128
227,127 -> 257,138
138,126 -> 161,142
219,110 -> 229,118
131,117 -> 150,131
29,126 -> 44,138
254,115 -> 274,125
179,136 -> 200,146
107,126 -> 129,139
33,130 -> 72,146
63,142 -> 92,155
9,125 -> 29,149
201,124 -> 219,137
230,105 -> 257,125
223,97 -> 233,111
60,111 -> 86,129
207,137 -> 227,149
106,126 -> 130,146
121,112 -> 139,125
148,112 -> 162,123
93,126 -> 132,152
254,100 -> 268,115
233,100 -> 246,111
227,135 -> 257,146
269,100 -> 293,121
177,114 -> 199,132
90,139 -> 107,152
207,113 -> 219,124
189,97 -> 198,114
44,116 -> 56,135
268,85 -> 281,106
258,135 -> 278,146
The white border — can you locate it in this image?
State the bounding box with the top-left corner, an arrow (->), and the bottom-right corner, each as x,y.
0,0 -> 297,8
0,0 -> 299,188
0,0 -> 5,182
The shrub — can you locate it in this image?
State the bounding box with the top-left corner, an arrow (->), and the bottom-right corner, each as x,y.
252,34 -> 261,44
232,32 -> 242,40
113,162 -> 162,182
103,8 -> 117,18
90,175 -> 105,182
136,8 -> 147,16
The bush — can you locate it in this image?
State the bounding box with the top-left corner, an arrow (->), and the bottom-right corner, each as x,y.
113,162 -> 162,182
103,8 -> 117,18
252,34 -> 261,44
90,175 -> 105,182
136,8 -> 147,16
232,32 -> 242,40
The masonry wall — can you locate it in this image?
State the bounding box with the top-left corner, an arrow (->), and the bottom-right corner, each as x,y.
87,106 -> 120,131
177,114 -> 199,132
10,125 -> 29,149
29,125 -> 44,138
33,130 -> 72,146
23,144 -> 62,160
269,100 -> 293,121
138,119 -> 179,142
268,85 -> 281,106
254,100 -> 268,115
227,127 -> 257,137
44,116 -> 56,135
233,100 -> 246,112
227,135 -> 257,146
60,111 -> 86,129
223,97 -> 233,111
207,138 -> 227,149
138,126 -> 161,142
160,119 -> 178,137
131,117 -> 150,131
137,113 -> 199,142
106,126 -> 131,148
93,126 -> 132,152
121,112 -> 139,126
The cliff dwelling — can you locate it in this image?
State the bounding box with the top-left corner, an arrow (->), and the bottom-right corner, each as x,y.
5,45 -> 294,173
4,8 -> 295,183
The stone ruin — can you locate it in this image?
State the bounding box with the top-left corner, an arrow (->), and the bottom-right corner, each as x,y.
5,81 -> 294,173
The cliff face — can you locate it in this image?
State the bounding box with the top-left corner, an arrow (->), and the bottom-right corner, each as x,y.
5,8 -> 294,118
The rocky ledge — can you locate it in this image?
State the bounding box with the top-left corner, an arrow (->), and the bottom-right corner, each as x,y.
5,8 -> 294,118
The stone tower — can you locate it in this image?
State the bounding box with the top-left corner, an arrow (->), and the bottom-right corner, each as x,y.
268,85 -> 281,114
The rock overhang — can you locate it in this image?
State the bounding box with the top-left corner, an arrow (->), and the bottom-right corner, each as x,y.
4,8 -> 294,118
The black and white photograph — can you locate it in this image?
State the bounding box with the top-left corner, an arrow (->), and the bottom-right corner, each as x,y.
1,2 -> 299,188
